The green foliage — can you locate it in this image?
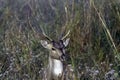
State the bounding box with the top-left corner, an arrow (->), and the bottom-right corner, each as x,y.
0,0 -> 120,80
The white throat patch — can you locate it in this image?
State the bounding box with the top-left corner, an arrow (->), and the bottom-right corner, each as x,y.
53,59 -> 63,76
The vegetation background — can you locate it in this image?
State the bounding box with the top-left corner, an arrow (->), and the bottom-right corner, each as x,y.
0,0 -> 120,80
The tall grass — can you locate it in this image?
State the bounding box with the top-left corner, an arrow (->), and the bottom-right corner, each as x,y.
0,0 -> 120,80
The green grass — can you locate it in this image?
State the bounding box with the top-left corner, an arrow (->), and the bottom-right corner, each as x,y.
0,0 -> 120,80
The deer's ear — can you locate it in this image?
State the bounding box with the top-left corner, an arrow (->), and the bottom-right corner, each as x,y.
40,40 -> 51,49
63,38 -> 70,47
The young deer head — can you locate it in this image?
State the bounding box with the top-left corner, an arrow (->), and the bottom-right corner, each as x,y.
41,38 -> 70,61
40,31 -> 70,80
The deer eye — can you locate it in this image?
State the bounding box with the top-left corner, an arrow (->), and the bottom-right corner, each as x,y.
52,48 -> 55,50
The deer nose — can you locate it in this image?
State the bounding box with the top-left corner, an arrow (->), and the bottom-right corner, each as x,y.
60,51 -> 70,62
59,49 -> 66,61
60,53 -> 66,61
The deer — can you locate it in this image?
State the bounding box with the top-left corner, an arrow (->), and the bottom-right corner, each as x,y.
32,23 -> 75,79
38,29 -> 75,80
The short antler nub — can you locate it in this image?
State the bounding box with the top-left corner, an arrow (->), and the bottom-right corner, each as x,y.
61,30 -> 70,40
33,26 -> 52,41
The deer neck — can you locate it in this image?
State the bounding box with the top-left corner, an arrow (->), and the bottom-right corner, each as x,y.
48,56 -> 63,79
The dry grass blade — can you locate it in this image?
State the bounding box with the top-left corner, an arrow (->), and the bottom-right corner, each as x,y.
92,1 -> 119,60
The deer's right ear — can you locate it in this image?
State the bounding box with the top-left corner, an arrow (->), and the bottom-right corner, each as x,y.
40,40 -> 51,49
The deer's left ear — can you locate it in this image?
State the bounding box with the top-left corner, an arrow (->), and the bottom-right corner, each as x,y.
63,38 -> 70,47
